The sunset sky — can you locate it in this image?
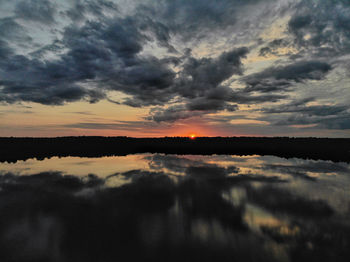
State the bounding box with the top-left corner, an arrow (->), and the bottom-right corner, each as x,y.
0,0 -> 349,137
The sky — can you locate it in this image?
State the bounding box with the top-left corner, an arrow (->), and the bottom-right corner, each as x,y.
0,0 -> 349,137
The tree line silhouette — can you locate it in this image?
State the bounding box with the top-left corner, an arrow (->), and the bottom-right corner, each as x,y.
0,136 -> 349,163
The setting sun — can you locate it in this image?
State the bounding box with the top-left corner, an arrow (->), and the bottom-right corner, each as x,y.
189,134 -> 197,139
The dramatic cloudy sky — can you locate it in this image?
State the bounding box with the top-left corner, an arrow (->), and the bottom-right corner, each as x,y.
0,0 -> 349,137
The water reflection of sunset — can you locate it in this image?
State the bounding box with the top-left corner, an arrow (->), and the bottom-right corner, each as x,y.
1,153 -> 350,261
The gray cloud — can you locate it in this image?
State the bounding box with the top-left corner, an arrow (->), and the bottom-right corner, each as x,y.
259,39 -> 288,57
243,60 -> 332,93
288,0 -> 350,58
175,47 -> 248,98
140,47 -> 250,121
259,97 -> 350,130
146,105 -> 202,123
187,98 -> 238,112
14,0 -> 56,24
0,17 -> 32,44
0,39 -> 13,59
63,0 -> 119,22
272,113 -> 350,130
262,98 -> 348,117
147,88 -> 288,123
144,47 -> 250,122
138,0 -> 272,42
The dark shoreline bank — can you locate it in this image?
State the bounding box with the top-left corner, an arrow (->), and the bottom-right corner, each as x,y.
1,137 -> 350,163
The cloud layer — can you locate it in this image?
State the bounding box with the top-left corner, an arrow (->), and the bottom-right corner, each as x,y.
0,0 -> 349,135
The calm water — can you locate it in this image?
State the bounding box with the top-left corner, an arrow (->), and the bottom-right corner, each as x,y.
1,154 -> 350,262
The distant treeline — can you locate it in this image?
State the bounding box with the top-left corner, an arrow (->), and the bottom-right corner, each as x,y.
0,136 -> 349,163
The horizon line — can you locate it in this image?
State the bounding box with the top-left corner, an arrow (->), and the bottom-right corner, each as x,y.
1,136 -> 349,139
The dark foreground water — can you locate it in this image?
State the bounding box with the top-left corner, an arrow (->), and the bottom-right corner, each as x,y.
0,154 -> 349,262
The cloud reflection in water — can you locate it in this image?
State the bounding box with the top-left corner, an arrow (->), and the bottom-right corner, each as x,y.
0,154 -> 350,262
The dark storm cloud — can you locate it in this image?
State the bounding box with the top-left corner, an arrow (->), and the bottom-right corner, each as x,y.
67,1 -> 176,52
0,13 -> 177,105
0,17 -> 32,43
128,46 -> 249,111
28,39 -> 64,59
187,98 -> 238,112
61,18 -> 176,107
0,39 -> 13,59
139,0 -> 272,42
145,47 -> 252,122
1,0 -> 181,106
64,0 -> 119,22
136,16 -> 178,53
259,39 -> 288,57
288,0 -> 350,58
14,0 -> 56,24
243,60 -> 332,93
174,47 -> 248,98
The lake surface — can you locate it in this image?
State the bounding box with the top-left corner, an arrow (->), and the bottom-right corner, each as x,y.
1,154 -> 350,262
